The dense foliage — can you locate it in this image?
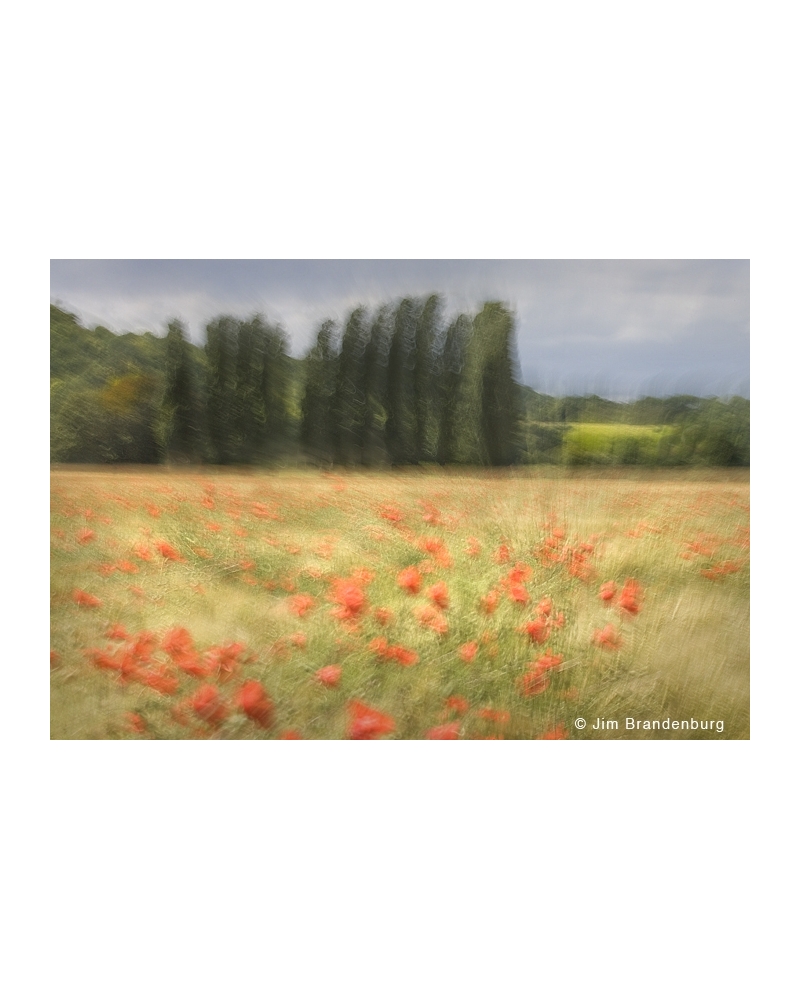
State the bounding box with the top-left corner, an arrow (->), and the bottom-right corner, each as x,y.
50,303 -> 749,467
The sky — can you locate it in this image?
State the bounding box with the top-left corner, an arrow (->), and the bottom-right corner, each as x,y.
50,260 -> 749,400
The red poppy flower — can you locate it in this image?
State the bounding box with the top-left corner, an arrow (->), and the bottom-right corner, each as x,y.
290,632 -> 307,648
156,540 -> 183,561
373,607 -> 393,626
346,700 -> 395,740
388,644 -> 419,667
534,650 -> 564,672
316,665 -> 342,687
426,581 -> 449,609
379,505 -> 403,522
133,542 -> 153,561
536,597 -> 553,617
478,708 -> 511,724
480,590 -> 499,615
444,695 -> 469,715
234,680 -> 274,727
397,566 -> 422,594
466,537 -> 481,556
191,684 -> 229,725
519,671 -> 551,697
538,724 -> 568,740
136,669 -> 179,695
494,543 -> 512,564
415,604 -> 448,635
618,579 -> 642,615
288,594 -> 314,617
426,723 -> 460,739
523,617 -> 551,644
280,729 -> 303,739
106,623 -> 129,641
597,581 -> 615,602
77,528 -> 95,544
593,624 -> 622,649
124,712 -> 147,734
162,626 -> 194,659
50,650 -> 61,669
369,636 -> 390,658
509,583 -> 530,604
116,560 -> 139,575
459,641 -> 478,663
73,589 -> 101,607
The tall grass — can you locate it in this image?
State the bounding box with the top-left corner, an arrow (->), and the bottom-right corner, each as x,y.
50,467 -> 749,739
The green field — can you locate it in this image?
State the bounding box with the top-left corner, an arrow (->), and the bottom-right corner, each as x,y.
50,467 -> 750,739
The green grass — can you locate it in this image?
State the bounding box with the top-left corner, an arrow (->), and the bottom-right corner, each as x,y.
50,467 -> 749,739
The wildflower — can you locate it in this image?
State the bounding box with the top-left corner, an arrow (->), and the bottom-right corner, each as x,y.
388,645 -> 419,667
156,540 -> 183,561
330,578 -> 367,619
290,632 -> 307,649
466,537 -> 481,557
234,680 -> 274,728
509,583 -> 530,604
426,723 -> 460,739
599,581 -> 616,601
373,607 -> 393,626
205,642 -> 247,680
426,581 -> 449,609
368,637 -> 390,658
316,665 -> 342,688
444,695 -> 469,715
593,624 -> 622,649
77,528 -> 95,544
136,669 -> 179,695
535,650 -> 564,671
536,597 -> 553,617
494,543 -> 511,564
538,724 -> 568,740
618,579 -> 642,615
50,650 -> 61,669
459,641 -> 478,663
116,560 -> 139,574
346,700 -> 395,740
523,617 -> 551,644
397,566 -> 422,594
480,590 -> 500,615
133,543 -> 152,561
478,708 -> 511,724
379,505 -> 403,522
191,684 -> 228,725
73,589 -> 101,607
415,604 -> 448,635
106,623 -> 129,641
519,670 -> 550,697
124,713 -> 147,734
280,730 -> 302,739
289,594 -> 315,618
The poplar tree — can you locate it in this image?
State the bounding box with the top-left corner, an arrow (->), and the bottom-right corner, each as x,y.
300,320 -> 337,463
162,319 -> 199,462
205,316 -> 238,463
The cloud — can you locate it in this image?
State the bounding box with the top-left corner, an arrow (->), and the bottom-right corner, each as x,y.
50,259 -> 749,397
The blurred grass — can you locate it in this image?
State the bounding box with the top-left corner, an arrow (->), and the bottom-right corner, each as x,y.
50,467 -> 749,739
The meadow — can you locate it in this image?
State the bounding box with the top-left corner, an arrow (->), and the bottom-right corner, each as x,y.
50,467 -> 750,739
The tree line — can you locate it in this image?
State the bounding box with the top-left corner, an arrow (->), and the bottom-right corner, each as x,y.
50,302 -> 749,467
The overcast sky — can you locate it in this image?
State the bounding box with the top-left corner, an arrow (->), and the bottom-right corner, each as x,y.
50,260 -> 749,399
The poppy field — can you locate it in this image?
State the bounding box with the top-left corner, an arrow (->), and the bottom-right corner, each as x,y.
50,467 -> 750,739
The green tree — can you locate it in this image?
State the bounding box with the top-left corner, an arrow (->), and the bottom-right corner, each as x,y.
332,307 -> 368,465
205,316 -> 238,463
385,297 -> 419,465
300,320 -> 337,463
162,319 -> 200,462
435,313 -> 470,464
